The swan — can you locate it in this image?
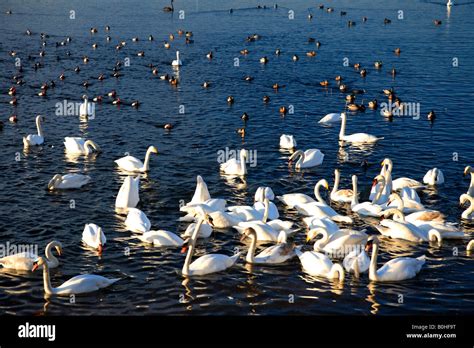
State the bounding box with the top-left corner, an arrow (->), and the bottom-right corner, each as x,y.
339,113 -> 383,144
460,194 -> 474,220
447,0 -> 453,7
318,113 -> 341,124
463,166 -> 474,196
0,241 -> 62,271
468,240 -> 474,252
23,115 -> 44,147
172,50 -> 182,66
254,187 -> 275,202
279,134 -> 297,149
181,216 -> 240,276
182,222 -> 213,238
124,208 -> 151,233
64,137 -> 101,155
400,187 -> 421,203
376,208 -> 439,242
187,175 -> 211,205
115,176 -> 140,209
303,216 -> 340,234
115,146 -> 158,173
369,158 -> 392,204
423,168 -> 444,186
331,169 -> 354,203
234,220 -> 296,242
32,257 -> 120,295
411,220 -> 465,240
295,248 -> 345,281
180,200 -> 228,222
241,228 -> 296,264
366,236 -> 426,282
387,193 -> 425,213
343,249 -> 370,277
294,180 -> 353,223
288,149 -> 324,169
350,175 -> 384,217
392,177 -> 425,191
220,149 -> 248,175
137,230 -> 184,246
405,210 -> 445,224
309,227 -> 368,257
48,174 -> 91,190
79,96 -> 94,117
82,223 -> 106,253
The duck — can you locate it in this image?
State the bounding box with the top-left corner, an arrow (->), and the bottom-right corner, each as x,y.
350,175 -> 384,217
360,69 -> 367,77
292,54 -> 299,62
260,56 -> 268,64
394,47 -> 401,55
306,51 -> 317,57
275,48 -> 281,55
288,149 -> 324,169
331,169 -> 355,203
294,180 -> 353,223
279,134 -> 297,149
181,215 -> 240,276
295,248 -> 345,281
0,241 -> 62,271
263,95 -> 270,103
115,146 -> 158,173
279,106 -> 287,115
82,223 -> 106,254
23,115 -> 45,148
241,112 -> 249,121
48,174 -> 91,190
320,80 -> 329,87
366,236 -> 425,282
227,96 -> 234,104
427,110 -> 436,121
32,257 -> 120,295
339,113 -> 383,144
368,100 -> 378,109
115,176 -> 140,210
163,0 -> 174,12
374,61 -> 383,69
220,149 -> 248,175
240,49 -> 249,55
241,228 -> 295,264
125,208 -> 151,233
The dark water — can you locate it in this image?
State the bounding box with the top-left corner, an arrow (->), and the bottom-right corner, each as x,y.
1,0 -> 474,315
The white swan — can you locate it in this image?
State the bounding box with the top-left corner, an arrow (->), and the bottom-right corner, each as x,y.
288,149 -> 324,169
181,216 -> 240,276
124,208 -> 151,233
350,175 -> 384,217
48,174 -> 91,190
279,134 -> 297,149
460,194 -> 474,220
79,96 -> 94,117
411,220 -> 465,240
343,249 -> 370,276
468,240 -> 474,252
241,228 -> 295,264
295,248 -> 345,281
309,228 -> 368,257
294,180 -> 353,223
187,175 -> 211,205
369,158 -> 392,204
331,169 -> 354,203
366,236 -> 425,282
339,113 -> 383,144
220,149 -> 248,175
387,192 -> 425,213
172,50 -> 182,66
64,137 -> 101,155
115,176 -> 140,209
392,177 -> 425,191
423,168 -> 444,186
182,222 -> 213,238
115,146 -> 158,173
0,241 -> 62,271
32,257 -> 120,295
303,216 -> 340,234
23,115 -> 44,147
400,187 -> 421,203
82,223 -> 106,253
447,0 -> 453,7
463,166 -> 474,196
318,113 -> 341,124
254,187 -> 275,202
234,220 -> 295,242
138,230 -> 184,246
405,210 -> 445,224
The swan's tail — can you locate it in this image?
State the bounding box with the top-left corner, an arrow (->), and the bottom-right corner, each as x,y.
331,215 -> 353,224
416,255 -> 426,265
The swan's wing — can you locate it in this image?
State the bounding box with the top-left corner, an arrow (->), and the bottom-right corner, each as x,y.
377,257 -> 425,281
115,156 -> 143,171
220,158 -> 240,173
64,137 -> 85,153
277,193 -> 315,208
190,254 -> 235,274
190,175 -> 211,204
57,274 -> 119,294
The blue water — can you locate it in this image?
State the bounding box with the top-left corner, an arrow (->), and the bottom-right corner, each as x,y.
0,0 -> 473,315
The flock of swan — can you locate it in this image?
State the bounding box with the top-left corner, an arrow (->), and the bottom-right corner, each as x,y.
1,2 -> 472,301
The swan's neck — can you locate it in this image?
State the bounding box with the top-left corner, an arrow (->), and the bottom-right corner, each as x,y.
239,150 -> 247,175
384,163 -> 393,192
262,198 -> 269,223
428,230 -> 442,244
42,262 -> 55,295
44,242 -> 58,267
296,151 -> 304,169
36,117 -> 43,137
351,177 -> 359,206
176,51 -> 180,60
314,229 -> 329,250
83,140 -> 99,155
314,182 -> 325,203
469,173 -> 474,191
96,227 -> 103,245
182,219 -> 203,275
142,148 -> 153,171
393,195 -> 404,212
369,243 -> 379,281
372,178 -> 385,203
332,170 -> 340,194
246,232 -> 257,263
462,199 -> 474,219
339,115 -> 346,139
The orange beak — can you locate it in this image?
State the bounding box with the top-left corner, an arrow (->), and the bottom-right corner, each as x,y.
32,263 -> 39,272
181,245 -> 188,254
98,244 -> 103,255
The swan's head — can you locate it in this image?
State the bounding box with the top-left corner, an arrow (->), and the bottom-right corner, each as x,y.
365,235 -> 379,252
240,227 -> 257,242
381,158 -> 392,168
306,227 -> 326,243
464,166 -> 473,176
32,256 -> 46,271
48,174 -> 62,191
459,194 -> 473,206
148,146 -> 158,154
383,208 -> 404,221
288,150 -> 303,164
51,241 -> 63,256
387,193 -> 401,205
319,179 -> 330,191
373,174 -> 385,187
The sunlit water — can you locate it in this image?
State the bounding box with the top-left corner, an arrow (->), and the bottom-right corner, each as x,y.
1,0 -> 474,315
